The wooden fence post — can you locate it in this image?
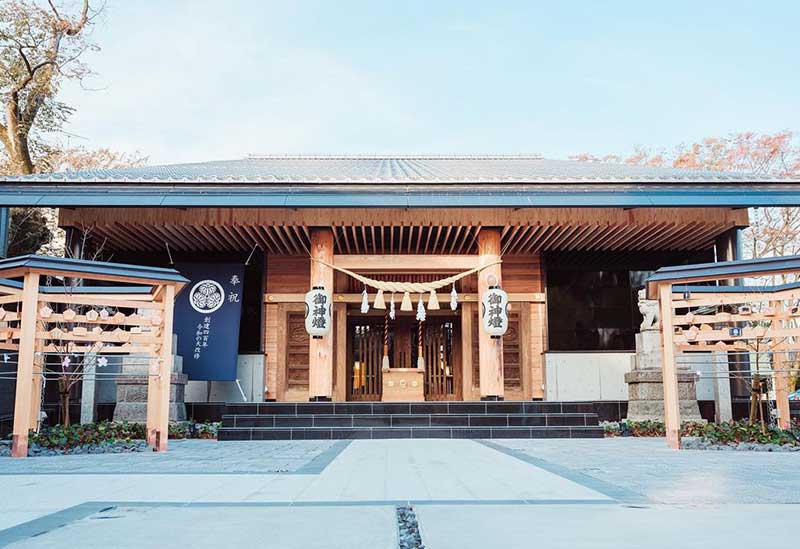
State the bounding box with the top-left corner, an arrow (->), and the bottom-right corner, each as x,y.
773,302 -> 791,429
659,282 -> 681,449
155,284 -> 175,452
11,272 -> 40,458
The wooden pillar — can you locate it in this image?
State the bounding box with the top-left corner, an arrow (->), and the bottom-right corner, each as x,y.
531,299 -> 547,399
460,302 -> 475,400
519,303 -> 533,399
477,228 -> 504,400
28,340 -> 44,432
772,301 -> 791,430
155,284 -> 175,452
145,354 -> 159,448
11,271 -> 39,458
333,303 -> 347,401
146,288 -> 162,448
309,227 -> 334,401
658,283 -> 681,449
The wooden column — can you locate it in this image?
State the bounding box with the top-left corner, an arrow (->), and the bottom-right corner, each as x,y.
146,287 -> 162,448
11,271 -> 39,458
28,340 -> 44,433
519,303 -> 533,399
309,227 -> 334,401
658,283 -> 681,449
531,299 -> 547,399
477,228 -> 504,400
333,303 -> 347,401
460,302 -> 475,400
145,354 -> 159,448
155,284 -> 175,452
773,302 -> 791,430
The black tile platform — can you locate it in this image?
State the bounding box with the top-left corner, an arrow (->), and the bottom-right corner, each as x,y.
218,401 -> 602,441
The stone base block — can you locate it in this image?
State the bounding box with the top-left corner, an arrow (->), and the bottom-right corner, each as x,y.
113,402 -> 187,422
625,399 -> 704,422
113,373 -> 188,423
624,368 -> 704,422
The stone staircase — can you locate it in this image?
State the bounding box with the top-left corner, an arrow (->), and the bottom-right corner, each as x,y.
218,401 -> 602,440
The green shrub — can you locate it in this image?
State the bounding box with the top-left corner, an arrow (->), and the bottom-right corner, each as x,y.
602,419 -> 705,438
28,420 -> 223,449
193,421 -> 221,439
30,421 -> 146,450
694,420 -> 800,446
602,418 -> 800,446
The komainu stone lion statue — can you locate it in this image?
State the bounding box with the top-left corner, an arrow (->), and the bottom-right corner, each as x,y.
637,289 -> 659,330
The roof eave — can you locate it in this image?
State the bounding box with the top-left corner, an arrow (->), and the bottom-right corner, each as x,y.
2,182 -> 800,208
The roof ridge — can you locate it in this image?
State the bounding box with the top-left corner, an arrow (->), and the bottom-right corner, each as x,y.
244,154 -> 546,160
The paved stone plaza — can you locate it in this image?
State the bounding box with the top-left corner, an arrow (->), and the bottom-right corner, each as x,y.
0,438 -> 797,548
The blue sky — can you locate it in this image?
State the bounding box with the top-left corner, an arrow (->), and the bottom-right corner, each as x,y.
60,0 -> 799,165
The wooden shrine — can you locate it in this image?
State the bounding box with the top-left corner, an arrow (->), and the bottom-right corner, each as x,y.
647,256 -> 800,449
0,255 -> 187,458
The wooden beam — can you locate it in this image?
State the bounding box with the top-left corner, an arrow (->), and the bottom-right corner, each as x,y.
477,228 -> 504,399
11,271 -> 39,458
334,254 -> 479,272
40,295 -> 164,309
673,327 -> 800,344
671,289 -> 800,308
659,282 -> 681,449
308,228 -> 334,400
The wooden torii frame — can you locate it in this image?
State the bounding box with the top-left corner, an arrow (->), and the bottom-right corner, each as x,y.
0,255 -> 187,458
647,255 -> 800,449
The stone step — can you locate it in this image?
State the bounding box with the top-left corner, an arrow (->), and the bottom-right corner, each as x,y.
223,401 -> 597,416
221,413 -> 599,429
217,425 -> 604,441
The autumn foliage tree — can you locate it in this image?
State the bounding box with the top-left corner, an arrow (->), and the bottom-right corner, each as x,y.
0,0 -> 96,175
0,1 -> 147,256
573,131 -> 800,264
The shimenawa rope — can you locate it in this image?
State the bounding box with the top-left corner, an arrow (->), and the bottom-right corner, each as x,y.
309,258 -> 502,293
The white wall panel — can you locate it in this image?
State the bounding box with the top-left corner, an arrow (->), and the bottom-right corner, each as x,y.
545,352 -> 633,401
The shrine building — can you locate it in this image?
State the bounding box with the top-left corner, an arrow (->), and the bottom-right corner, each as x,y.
1,156 -> 796,439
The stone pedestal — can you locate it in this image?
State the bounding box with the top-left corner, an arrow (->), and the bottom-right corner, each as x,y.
113,334 -> 187,423
624,330 -> 703,422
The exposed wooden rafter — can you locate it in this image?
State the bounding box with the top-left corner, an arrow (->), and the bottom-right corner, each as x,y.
61,207 -> 746,256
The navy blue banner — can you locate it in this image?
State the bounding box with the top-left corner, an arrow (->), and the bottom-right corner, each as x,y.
174,263 -> 244,381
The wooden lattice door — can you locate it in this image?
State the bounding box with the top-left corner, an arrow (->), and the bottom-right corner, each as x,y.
347,315 -> 461,401
347,319 -> 385,401
412,319 -> 459,400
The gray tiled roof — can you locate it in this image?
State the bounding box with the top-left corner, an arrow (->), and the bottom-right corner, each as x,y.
0,155 -> 788,184
0,254 -> 189,284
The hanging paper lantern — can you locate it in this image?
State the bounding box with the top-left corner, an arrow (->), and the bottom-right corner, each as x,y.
304,285 -> 332,338
374,289 -> 386,309
450,285 -> 458,311
481,285 -> 509,338
360,288 -> 370,314
389,294 -> 396,320
400,292 -> 413,311
416,295 -> 427,322
427,290 -> 440,310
